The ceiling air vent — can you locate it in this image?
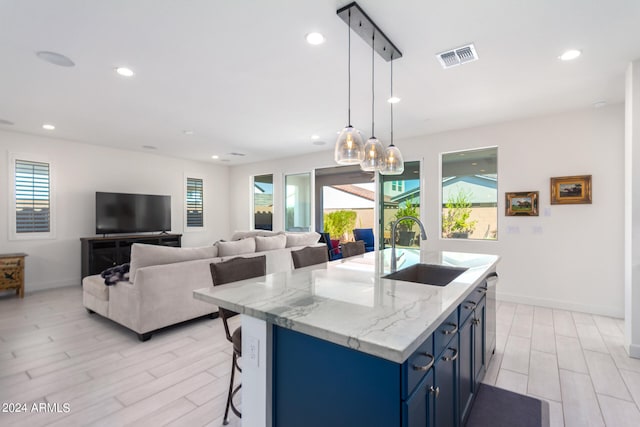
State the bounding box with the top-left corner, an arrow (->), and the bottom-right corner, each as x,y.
436,43 -> 478,69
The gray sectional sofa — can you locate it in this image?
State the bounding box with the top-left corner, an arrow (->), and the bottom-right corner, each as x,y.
82,231 -> 323,340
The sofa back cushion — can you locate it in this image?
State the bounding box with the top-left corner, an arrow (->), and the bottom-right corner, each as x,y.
129,243 -> 218,282
255,234 -> 287,252
285,231 -> 321,248
216,237 -> 256,257
231,230 -> 283,241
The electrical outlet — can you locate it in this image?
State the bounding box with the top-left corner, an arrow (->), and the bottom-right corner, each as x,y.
246,335 -> 259,367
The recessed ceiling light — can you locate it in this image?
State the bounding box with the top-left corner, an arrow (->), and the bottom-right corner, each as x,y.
42,124 -> 55,130
36,51 -> 75,67
211,155 -> 219,159
183,130 -> 194,135
0,118 -> 14,125
115,67 -> 135,77
471,162 -> 478,166
593,100 -> 607,108
311,134 -> 320,140
387,96 -> 401,104
306,32 -> 325,45
142,145 -> 157,150
559,49 -> 581,61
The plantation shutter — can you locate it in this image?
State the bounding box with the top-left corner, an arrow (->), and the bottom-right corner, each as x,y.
186,177 -> 203,227
15,159 -> 51,233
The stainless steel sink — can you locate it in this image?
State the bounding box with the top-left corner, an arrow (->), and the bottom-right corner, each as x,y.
383,263 -> 468,286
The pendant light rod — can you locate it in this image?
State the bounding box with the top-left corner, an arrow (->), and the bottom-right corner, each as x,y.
390,54 -> 394,146
336,2 -> 402,62
347,9 -> 352,126
371,30 -> 375,137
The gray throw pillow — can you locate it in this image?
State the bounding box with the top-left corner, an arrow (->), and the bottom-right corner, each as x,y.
255,234 -> 287,252
216,238 -> 256,257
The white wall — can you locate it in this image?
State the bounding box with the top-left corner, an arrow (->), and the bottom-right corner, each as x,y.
229,105 -> 625,317
0,130 -> 229,292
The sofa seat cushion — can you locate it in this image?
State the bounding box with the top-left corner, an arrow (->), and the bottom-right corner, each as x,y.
129,244 -> 219,282
216,238 -> 257,257
83,274 -> 109,301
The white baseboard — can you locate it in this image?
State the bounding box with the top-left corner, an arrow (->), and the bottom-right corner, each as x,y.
627,343 -> 640,359
496,291 -> 624,319
25,278 -> 80,294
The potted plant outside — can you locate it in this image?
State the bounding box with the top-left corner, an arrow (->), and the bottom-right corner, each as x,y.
442,189 -> 477,238
394,200 -> 419,246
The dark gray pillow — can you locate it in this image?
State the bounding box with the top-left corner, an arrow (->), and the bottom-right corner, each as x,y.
291,246 -> 329,269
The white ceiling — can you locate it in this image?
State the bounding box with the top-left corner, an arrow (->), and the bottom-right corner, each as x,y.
1,0 -> 640,165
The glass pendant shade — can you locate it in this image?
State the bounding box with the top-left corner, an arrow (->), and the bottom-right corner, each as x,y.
334,125 -> 365,164
360,136 -> 384,171
382,144 -> 404,175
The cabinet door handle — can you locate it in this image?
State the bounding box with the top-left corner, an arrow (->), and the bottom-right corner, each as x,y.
442,322 -> 458,335
442,347 -> 458,362
463,301 -> 477,310
429,385 -> 440,398
412,353 -> 435,371
472,318 -> 480,326
477,287 -> 488,295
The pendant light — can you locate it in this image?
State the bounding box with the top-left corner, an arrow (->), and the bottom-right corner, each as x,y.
381,54 -> 404,175
360,30 -> 385,172
335,9 -> 364,165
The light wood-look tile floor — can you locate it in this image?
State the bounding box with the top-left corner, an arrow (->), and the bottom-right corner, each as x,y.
0,286 -> 240,427
483,301 -> 640,427
1,286 -> 639,426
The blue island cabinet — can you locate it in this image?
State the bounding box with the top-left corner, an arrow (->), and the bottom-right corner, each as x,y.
272,282 -> 490,427
272,318 -> 460,427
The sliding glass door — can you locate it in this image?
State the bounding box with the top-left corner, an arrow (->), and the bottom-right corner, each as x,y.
379,161 -> 421,249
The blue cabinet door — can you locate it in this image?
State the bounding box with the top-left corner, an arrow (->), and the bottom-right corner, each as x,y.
434,338 -> 459,427
458,315 -> 474,424
403,368 -> 435,427
474,296 -> 487,385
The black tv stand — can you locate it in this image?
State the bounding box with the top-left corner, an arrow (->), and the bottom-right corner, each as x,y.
80,233 -> 182,279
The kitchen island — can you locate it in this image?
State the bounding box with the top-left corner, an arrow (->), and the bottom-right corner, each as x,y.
194,248 -> 499,427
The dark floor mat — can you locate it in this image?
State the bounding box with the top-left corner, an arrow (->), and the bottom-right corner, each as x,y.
466,383 -> 550,427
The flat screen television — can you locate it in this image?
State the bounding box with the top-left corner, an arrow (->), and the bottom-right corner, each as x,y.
96,192 -> 171,234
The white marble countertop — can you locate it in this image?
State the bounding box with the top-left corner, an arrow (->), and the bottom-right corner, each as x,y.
193,248 -> 499,363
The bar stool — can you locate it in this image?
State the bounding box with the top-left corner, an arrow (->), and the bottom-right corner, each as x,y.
341,240 -> 366,258
210,255 -> 267,425
291,245 -> 329,269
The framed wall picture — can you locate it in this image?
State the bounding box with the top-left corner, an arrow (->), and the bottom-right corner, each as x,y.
550,175 -> 592,204
505,191 -> 539,216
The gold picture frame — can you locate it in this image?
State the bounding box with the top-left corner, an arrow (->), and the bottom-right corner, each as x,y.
505,191 -> 539,216
550,175 -> 592,205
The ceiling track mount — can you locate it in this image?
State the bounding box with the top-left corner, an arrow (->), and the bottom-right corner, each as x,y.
337,2 -> 402,62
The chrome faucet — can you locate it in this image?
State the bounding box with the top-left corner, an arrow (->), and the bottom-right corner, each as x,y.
390,216 -> 427,271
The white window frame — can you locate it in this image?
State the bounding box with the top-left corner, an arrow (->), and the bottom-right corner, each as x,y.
8,152 -> 56,240
183,173 -> 205,232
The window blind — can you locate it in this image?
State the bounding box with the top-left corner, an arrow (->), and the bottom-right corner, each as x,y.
15,159 -> 51,233
186,177 -> 203,227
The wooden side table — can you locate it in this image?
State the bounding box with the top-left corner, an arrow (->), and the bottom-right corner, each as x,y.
0,253 -> 27,298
